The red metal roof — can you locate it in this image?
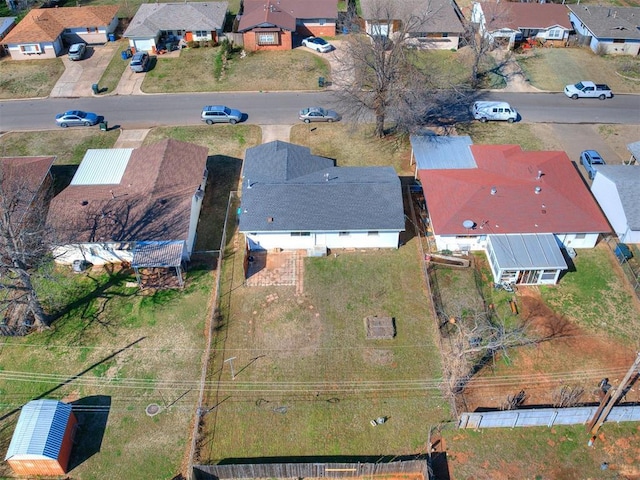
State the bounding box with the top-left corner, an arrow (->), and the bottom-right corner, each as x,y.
418,144 -> 611,236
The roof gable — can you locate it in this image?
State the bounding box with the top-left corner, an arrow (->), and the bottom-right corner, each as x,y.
239,141 -> 404,232
418,144 -> 611,236
595,165 -> 640,230
238,0 -> 337,31
124,2 -> 228,38
3,6 -> 118,43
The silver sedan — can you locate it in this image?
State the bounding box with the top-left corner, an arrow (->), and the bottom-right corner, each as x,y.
298,107 -> 340,123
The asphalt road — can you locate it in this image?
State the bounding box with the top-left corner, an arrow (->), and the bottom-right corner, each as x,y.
0,91 -> 639,131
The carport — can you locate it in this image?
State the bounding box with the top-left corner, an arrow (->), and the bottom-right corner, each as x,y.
132,240 -> 186,288
486,233 -> 567,285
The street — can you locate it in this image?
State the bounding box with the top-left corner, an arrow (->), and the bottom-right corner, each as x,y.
1,90 -> 639,131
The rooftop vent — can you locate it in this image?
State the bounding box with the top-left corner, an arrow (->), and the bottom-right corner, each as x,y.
81,200 -> 88,206
536,170 -> 543,180
535,186 -> 541,194
267,217 -> 274,223
490,187 -> 497,195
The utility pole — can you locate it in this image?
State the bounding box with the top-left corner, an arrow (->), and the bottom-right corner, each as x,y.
224,357 -> 237,380
587,352 -> 640,439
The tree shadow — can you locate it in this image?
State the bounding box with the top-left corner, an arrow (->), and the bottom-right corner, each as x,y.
68,395 -> 111,471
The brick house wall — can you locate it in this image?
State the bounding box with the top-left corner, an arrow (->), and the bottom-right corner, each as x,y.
242,30 -> 293,51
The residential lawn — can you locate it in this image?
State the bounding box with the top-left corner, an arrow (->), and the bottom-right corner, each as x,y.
199,237 -> 449,463
0,57 -> 65,99
98,39 -> 130,93
0,262 -> 215,480
443,423 -> 640,479
143,47 -> 330,93
144,125 -> 262,250
290,123 -> 413,176
456,122 -> 547,150
516,47 -> 640,93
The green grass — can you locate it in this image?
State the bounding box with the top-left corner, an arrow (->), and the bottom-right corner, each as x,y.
144,47 -> 331,93
516,48 -> 640,93
456,122 -> 546,151
199,241 -> 449,462
0,57 -> 65,99
98,39 -> 130,93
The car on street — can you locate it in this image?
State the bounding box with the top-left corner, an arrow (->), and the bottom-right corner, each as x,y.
472,101 -> 517,123
580,150 -> 606,179
130,52 -> 150,72
201,105 -> 243,124
68,43 -> 86,61
55,110 -> 99,127
298,107 -> 340,123
564,81 -> 613,100
301,36 -> 333,53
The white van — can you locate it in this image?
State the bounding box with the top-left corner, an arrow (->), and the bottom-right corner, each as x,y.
472,101 -> 518,123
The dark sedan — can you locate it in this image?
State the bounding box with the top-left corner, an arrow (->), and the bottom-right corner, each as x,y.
55,110 -> 99,127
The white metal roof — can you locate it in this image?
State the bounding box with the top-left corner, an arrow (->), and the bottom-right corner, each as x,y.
70,148 -> 133,185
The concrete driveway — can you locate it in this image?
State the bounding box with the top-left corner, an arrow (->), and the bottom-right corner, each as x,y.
50,42 -> 120,98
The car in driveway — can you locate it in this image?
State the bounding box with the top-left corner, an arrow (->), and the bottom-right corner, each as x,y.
301,37 -> 332,53
201,105 -> 242,124
55,110 -> 99,127
580,150 -> 605,179
130,52 -> 149,72
68,43 -> 86,61
299,107 -> 340,123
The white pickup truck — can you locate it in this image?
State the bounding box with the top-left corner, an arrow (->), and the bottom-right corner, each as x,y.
564,81 -> 613,100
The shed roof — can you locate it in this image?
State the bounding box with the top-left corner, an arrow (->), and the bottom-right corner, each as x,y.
3,6 -> 118,44
567,5 -> 640,40
5,400 -> 73,461
410,134 -> 476,169
124,2 -> 228,37
238,0 -> 337,32
239,141 -> 405,233
418,144 -> 611,236
132,240 -> 185,267
488,233 -> 567,270
594,165 -> 640,231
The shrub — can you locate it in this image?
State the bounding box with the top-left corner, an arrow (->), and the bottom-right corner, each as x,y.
188,40 -> 198,48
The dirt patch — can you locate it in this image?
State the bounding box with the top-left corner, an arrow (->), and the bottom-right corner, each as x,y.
459,288 -> 639,411
362,348 -> 394,366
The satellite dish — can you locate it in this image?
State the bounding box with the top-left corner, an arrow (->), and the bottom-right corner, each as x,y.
462,220 -> 475,229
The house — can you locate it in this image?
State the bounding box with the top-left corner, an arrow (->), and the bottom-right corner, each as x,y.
1,6 -> 119,60
416,141 -> 611,285
471,1 -> 571,49
237,0 -> 337,51
360,0 -> 465,50
0,17 -> 16,56
5,400 -> 78,476
46,139 -> 208,268
123,2 -> 228,53
567,5 -> 640,56
590,165 -> 640,244
239,141 -> 405,252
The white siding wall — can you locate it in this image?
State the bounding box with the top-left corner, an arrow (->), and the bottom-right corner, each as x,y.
8,40 -> 61,60
187,190 -> 204,257
591,175 -> 635,243
435,232 -> 601,252
246,231 -> 400,251
554,232 -> 601,249
53,243 -> 134,265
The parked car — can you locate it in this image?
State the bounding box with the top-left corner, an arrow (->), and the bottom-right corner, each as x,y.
68,43 -> 86,61
564,81 -> 613,100
299,107 -> 340,123
472,101 -> 517,123
201,105 -> 242,124
130,52 -> 149,73
301,37 -> 333,53
580,150 -> 606,179
55,110 -> 99,127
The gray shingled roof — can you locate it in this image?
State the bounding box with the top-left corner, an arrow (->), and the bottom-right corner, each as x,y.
627,140 -> 640,162
410,134 -> 475,170
596,165 -> 640,230
239,142 -> 405,232
567,5 -> 640,40
124,2 -> 228,37
361,0 -> 464,34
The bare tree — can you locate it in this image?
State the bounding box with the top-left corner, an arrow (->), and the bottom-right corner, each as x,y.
0,162 -> 53,330
333,0 -> 456,137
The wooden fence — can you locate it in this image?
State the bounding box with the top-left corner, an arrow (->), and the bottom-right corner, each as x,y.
193,459 -> 429,480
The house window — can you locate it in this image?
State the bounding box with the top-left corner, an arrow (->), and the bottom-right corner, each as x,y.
256,32 -> 278,45
442,32 -> 448,37
338,232 -> 349,236
367,231 -> 379,236
541,270 -> 557,280
319,19 -> 326,25
86,27 -> 98,33
20,44 -> 41,53
574,233 -> 586,240
548,29 -> 562,39
613,38 -> 624,43
291,232 -> 311,237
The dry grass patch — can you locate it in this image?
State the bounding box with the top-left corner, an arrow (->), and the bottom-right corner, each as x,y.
597,124 -> 640,162
144,47 -> 330,93
0,57 -> 65,99
456,122 -> 547,150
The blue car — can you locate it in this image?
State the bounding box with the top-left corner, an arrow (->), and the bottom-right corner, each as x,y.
580,150 -> 605,180
55,110 -> 99,128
